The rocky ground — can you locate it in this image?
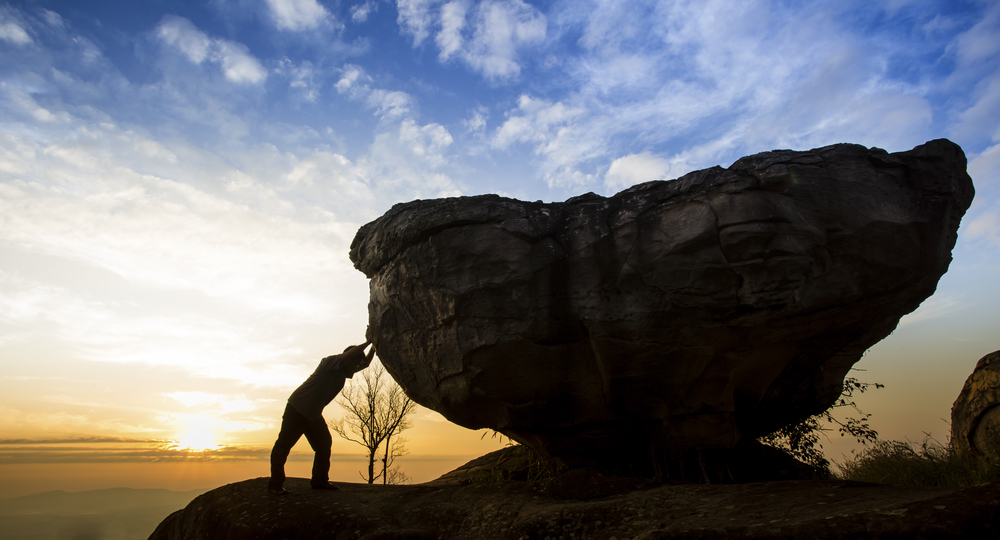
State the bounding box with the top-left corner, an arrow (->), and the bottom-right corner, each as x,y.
149,450 -> 1000,540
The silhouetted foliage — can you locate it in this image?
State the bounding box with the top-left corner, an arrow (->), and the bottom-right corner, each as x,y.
759,375 -> 884,473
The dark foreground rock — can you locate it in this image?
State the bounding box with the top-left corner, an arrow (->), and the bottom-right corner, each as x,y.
350,139 -> 974,472
150,466 -> 1000,539
952,350 -> 1000,459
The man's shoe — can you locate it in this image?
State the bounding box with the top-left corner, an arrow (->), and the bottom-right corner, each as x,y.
310,482 -> 339,490
267,486 -> 289,496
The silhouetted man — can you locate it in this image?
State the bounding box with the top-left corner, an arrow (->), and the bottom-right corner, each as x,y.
268,340 -> 374,495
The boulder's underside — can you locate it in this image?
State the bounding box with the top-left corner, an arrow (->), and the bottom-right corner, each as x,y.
351,139 -> 974,471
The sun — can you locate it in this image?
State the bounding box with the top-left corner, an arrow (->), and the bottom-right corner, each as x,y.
173,428 -> 221,452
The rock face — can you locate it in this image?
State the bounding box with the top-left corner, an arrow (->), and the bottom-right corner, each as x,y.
148,466 -> 1000,540
953,350 -> 1000,460
351,139 -> 974,471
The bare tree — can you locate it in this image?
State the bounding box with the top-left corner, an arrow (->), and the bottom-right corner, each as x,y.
330,361 -> 417,484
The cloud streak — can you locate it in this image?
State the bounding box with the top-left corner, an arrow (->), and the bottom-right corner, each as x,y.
156,16 -> 267,84
398,0 -> 546,80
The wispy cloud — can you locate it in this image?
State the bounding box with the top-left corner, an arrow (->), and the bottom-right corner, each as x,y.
396,0 -> 438,45
0,113 -> 366,320
335,64 -> 415,120
0,7 -> 32,45
164,392 -> 272,414
480,0 -> 946,193
265,0 -> 332,31
156,15 -> 267,84
0,435 -> 375,463
964,203 -> 1000,249
360,119 -> 461,199
0,272 -> 314,386
898,295 -> 966,328
351,1 -> 379,23
0,436 -> 161,444
397,0 -> 546,80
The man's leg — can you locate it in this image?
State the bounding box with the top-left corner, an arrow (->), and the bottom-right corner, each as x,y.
302,415 -> 333,488
269,404 -> 307,490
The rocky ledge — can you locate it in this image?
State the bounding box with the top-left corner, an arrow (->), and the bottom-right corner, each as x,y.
150,451 -> 999,540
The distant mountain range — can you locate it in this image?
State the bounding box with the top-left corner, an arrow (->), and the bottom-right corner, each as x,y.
0,487 -> 208,540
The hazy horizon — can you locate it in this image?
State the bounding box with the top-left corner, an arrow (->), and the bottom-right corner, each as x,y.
1,0 -> 998,500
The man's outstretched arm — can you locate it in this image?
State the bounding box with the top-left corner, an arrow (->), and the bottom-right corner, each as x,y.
340,341 -> 373,373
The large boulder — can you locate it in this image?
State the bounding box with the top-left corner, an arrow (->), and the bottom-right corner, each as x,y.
351,139 -> 974,472
952,350 -> 1000,460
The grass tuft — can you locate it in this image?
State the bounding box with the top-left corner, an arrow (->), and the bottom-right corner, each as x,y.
468,444 -> 567,483
834,437 -> 1000,488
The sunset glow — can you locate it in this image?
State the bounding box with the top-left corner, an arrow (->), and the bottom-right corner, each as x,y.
1,0 -> 998,500
171,430 -> 222,453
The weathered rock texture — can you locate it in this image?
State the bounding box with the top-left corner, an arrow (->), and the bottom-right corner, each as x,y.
351,139 -> 974,471
148,461 -> 1000,540
952,350 -> 1000,460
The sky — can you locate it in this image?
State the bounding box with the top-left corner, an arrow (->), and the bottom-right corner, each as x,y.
0,0 -> 998,498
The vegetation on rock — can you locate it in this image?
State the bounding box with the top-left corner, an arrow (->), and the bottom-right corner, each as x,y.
835,436 -> 1000,487
758,375 -> 883,475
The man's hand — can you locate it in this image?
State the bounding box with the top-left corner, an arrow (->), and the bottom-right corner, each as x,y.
362,345 -> 376,369
342,341 -> 373,373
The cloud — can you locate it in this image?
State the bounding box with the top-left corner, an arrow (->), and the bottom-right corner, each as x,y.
360,119 -> 461,199
461,0 -> 546,80
964,202 -> 1000,250
396,0 -> 439,45
436,0 -> 468,61
0,174 -> 344,319
948,1 -> 1000,68
969,142 -> 1000,189
493,94 -> 584,148
0,9 -> 32,45
265,0 -> 331,31
951,70 -> 1000,144
397,0 -> 546,80
0,437 -> 366,463
164,392 -> 266,413
0,271 -> 314,387
0,436 -> 277,463
278,57 -> 320,101
156,15 -> 267,84
897,294 -> 965,328
351,1 -> 378,23
0,94 -> 380,386
0,403 -> 158,440
0,436 -> 161,444
480,0 -> 948,195
463,105 -> 488,134
604,152 -> 679,192
335,64 -> 415,119
493,94 -> 600,188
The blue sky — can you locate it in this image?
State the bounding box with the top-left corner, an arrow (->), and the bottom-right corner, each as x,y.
0,0 -> 998,490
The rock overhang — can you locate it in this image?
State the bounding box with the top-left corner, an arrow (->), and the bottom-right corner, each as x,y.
350,139 -> 974,472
